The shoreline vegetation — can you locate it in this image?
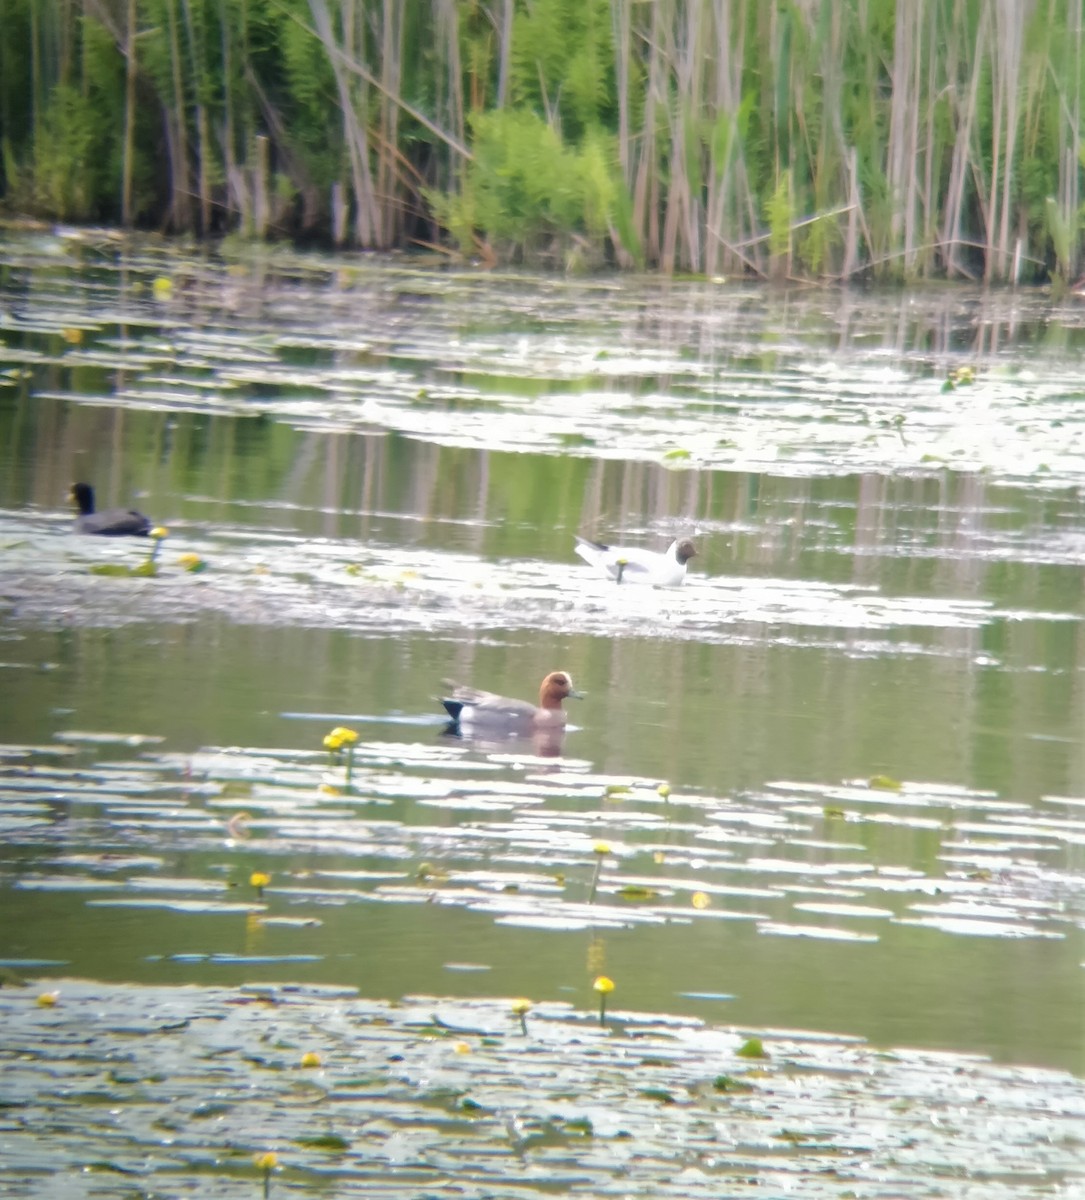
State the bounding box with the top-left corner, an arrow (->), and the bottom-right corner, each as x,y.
1,1 -> 1083,283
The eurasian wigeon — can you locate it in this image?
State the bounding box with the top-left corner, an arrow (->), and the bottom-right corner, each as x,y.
440,671 -> 583,731
70,482 -> 152,536
574,535 -> 697,587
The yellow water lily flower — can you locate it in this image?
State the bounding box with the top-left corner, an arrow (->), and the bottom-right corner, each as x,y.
511,997 -> 532,1034
254,1149 -> 278,1197
323,726 -> 359,792
324,725 -> 359,753
300,1052 -> 322,1068
250,871 -> 271,890
691,891 -> 711,909
593,975 -> 615,1026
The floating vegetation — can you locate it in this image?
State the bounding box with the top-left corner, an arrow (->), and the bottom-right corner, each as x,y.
3,242 -> 1085,1121
615,884 -> 660,901
68,268 -> 1072,480
2,738 -> 1082,976
4,241 -> 1085,494
2,978 -> 1084,1198
4,505 -> 1070,663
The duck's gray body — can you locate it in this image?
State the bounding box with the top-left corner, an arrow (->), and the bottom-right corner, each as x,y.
440,672 -> 581,732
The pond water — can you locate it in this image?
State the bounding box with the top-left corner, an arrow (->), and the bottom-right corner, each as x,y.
1,229 -> 1084,1123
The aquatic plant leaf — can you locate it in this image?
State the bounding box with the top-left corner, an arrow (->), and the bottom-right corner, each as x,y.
292,1134 -> 350,1151
615,885 -> 660,901
88,564 -> 135,577
713,1074 -> 754,1091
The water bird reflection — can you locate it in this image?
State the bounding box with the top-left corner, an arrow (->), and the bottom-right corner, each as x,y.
440,722 -> 568,759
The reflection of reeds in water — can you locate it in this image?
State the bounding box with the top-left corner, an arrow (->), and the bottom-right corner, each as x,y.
588,842 -> 609,903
